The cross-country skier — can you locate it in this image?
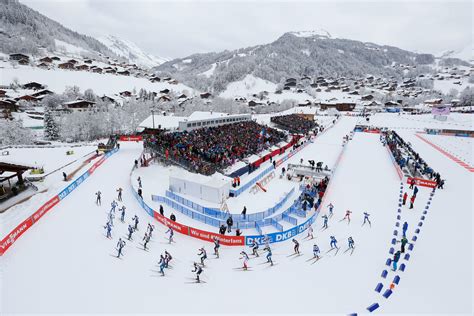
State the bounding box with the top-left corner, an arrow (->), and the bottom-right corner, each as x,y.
108,211 -> 115,227
116,188 -> 123,201
147,223 -> 155,237
116,238 -> 126,258
402,192 -> 408,205
127,224 -> 134,241
313,244 -> 320,259
110,200 -> 118,214
120,206 -> 126,223
348,237 -> 355,249
402,222 -> 408,237
330,236 -> 338,249
240,251 -> 249,271
143,232 -> 151,250
132,215 -> 139,231
342,210 -> 352,223
104,221 -> 112,238
292,239 -> 300,254
96,191 -> 102,205
413,185 -> 419,197
158,255 -> 166,276
250,240 -> 259,257
363,212 -> 371,226
322,214 -> 329,229
164,251 -> 172,268
213,237 -> 220,258
198,247 -> 207,265
263,245 -> 273,265
327,203 -> 334,217
165,227 -> 174,244
307,225 -> 314,239
192,262 -> 203,282
263,235 -> 270,247
392,251 -> 401,271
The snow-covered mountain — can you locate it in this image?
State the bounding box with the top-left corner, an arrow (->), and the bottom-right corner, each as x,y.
98,35 -> 168,69
155,30 -> 436,93
438,45 -> 473,63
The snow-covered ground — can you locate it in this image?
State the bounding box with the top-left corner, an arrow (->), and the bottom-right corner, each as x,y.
1,113 -> 472,314
0,62 -> 193,96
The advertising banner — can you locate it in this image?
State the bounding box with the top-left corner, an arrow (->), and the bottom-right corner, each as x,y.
407,177 -> 437,188
431,106 -> 451,116
188,227 -> 244,246
119,135 -> 143,141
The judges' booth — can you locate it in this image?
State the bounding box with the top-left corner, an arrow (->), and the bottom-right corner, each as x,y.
169,171 -> 231,204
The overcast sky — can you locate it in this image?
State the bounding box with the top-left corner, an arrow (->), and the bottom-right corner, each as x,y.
21,0 -> 472,59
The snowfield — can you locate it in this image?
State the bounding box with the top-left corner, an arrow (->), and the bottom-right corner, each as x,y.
0,62 -> 194,96
0,113 -> 472,315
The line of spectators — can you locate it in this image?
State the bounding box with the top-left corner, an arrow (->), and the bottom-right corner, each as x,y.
146,121 -> 286,175
270,114 -> 317,134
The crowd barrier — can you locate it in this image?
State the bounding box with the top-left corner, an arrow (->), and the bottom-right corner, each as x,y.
0,148 -> 119,256
385,144 -> 404,181
165,187 -> 295,222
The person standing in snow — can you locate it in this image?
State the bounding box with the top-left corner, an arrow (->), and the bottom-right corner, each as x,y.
213,237 -> 220,258
413,185 -> 419,197
165,227 -> 174,244
402,192 -> 408,205
137,176 -> 142,188
120,206 -> 126,223
322,214 -> 329,229
402,222 -> 408,237
226,216 -> 233,233
392,251 -> 401,271
313,244 -> 320,259
116,188 -> 123,201
132,215 -> 139,231
142,232 -> 151,250
327,203 -> 334,217
241,206 -> 247,220
363,212 -> 371,226
198,247 -> 207,265
127,224 -> 134,241
104,221 -> 112,238
250,240 -> 259,257
95,191 -> 102,205
158,255 -> 166,276
409,195 -> 416,209
330,236 -> 338,249
398,236 -> 408,253
307,225 -> 314,239
264,245 -> 273,265
240,251 -> 250,271
348,237 -> 355,249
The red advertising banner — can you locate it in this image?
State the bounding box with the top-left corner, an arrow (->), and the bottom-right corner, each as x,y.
119,135 -> 143,141
31,196 -> 60,223
407,177 -> 437,188
153,211 -> 189,235
87,157 -> 105,175
0,218 -> 33,256
188,227 -> 245,246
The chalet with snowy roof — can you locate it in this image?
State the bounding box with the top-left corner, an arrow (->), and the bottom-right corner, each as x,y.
51,56 -> 60,61
84,59 -> 93,64
117,70 -> 130,76
105,69 -> 116,74
150,76 -> 161,83
200,92 -> 212,99
120,91 -> 132,97
0,89 -> 6,97
39,57 -> 53,63
16,95 -> 39,103
384,101 -> 399,107
63,99 -> 95,112
92,67 -> 102,73
9,53 -> 29,61
0,99 -> 18,112
76,64 -> 89,71
248,100 -> 263,107
159,89 -> 170,94
58,62 -> 75,69
37,62 -> 49,69
424,98 -> 443,105
31,89 -> 54,98
361,94 -> 374,101
23,82 -> 45,90
157,95 -> 172,103
320,102 -> 356,112
67,59 -> 78,65
18,59 -> 29,65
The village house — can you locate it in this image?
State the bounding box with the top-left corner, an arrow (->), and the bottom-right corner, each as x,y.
23,82 -> 45,90
92,67 -> 103,73
119,91 -> 132,97
75,64 -> 89,71
9,53 -> 29,61
39,56 -> 53,63
63,99 -> 95,112
0,99 -> 18,112
58,62 -> 75,70
200,92 -> 212,99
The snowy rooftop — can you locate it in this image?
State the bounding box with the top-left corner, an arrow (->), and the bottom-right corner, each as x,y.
138,114 -> 186,131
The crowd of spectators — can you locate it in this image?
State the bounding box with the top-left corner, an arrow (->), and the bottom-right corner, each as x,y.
146,121 -> 286,175
270,114 -> 317,134
384,130 -> 444,187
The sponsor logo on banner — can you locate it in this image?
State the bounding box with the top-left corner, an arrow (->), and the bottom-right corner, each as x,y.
32,196 -> 60,222
88,157 -> 106,174
0,220 -> 32,255
119,135 -> 143,141
189,227 -> 244,246
407,177 -> 437,188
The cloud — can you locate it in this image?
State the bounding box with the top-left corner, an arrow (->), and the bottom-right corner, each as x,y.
21,0 -> 472,59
